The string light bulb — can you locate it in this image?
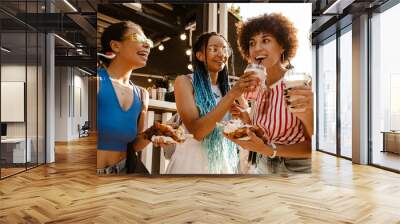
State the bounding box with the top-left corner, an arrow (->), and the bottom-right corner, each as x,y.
180,33 -> 187,40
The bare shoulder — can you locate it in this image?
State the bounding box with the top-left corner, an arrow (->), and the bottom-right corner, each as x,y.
97,76 -> 100,94
135,86 -> 149,110
174,74 -> 193,92
137,86 -> 149,98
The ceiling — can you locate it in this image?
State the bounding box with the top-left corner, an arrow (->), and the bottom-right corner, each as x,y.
97,3 -> 205,76
97,3 -> 197,48
0,0 -> 97,74
0,0 -> 393,76
309,0 -> 389,43
97,1 -> 392,78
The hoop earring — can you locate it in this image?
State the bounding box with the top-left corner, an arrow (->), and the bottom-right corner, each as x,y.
97,52 -> 116,60
287,59 -> 294,70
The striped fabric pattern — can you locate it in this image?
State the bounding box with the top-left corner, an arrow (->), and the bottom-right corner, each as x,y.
250,79 -> 305,145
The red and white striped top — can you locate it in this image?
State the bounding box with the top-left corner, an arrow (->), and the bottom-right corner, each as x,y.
250,78 -> 305,145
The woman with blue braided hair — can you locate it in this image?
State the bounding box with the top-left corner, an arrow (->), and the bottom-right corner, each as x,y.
165,32 -> 260,174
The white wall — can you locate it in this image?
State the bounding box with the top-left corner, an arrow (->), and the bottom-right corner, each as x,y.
55,67 -> 89,141
73,73 -> 89,137
1,65 -> 26,82
1,65 -> 28,138
1,64 -> 45,163
55,66 -> 69,141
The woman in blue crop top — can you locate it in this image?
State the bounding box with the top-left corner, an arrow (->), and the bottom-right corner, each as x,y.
97,21 -> 169,174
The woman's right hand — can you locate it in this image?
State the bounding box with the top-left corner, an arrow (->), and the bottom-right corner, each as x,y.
230,71 -> 261,98
223,129 -> 272,156
231,103 -> 251,124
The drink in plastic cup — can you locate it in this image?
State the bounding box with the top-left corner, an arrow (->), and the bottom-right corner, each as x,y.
243,63 -> 266,101
283,73 -> 311,113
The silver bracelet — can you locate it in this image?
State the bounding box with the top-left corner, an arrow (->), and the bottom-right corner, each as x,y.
268,143 -> 277,159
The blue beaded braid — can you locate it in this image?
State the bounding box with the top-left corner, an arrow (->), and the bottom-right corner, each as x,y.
192,32 -> 238,173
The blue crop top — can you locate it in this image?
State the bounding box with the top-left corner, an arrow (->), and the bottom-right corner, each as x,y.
97,68 -> 142,151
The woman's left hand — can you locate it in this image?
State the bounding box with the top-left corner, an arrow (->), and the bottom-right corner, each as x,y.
223,129 -> 271,155
284,85 -> 313,125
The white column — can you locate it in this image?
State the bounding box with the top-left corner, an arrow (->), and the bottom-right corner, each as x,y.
55,67 -> 77,141
159,112 -> 172,174
218,3 -> 228,39
370,13 -> 383,159
312,45 -> 317,151
208,3 -> 218,32
352,14 -> 369,164
141,111 -> 154,173
46,32 -> 55,163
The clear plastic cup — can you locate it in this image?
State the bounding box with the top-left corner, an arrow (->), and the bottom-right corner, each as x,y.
243,63 -> 266,101
283,73 -> 312,113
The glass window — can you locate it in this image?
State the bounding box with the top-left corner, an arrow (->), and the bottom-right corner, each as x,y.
371,3 -> 400,171
27,31 -> 38,169
317,36 -> 337,154
312,46 -> 317,151
0,0 -> 46,179
1,31 -> 28,178
38,32 -> 46,165
339,27 -> 352,158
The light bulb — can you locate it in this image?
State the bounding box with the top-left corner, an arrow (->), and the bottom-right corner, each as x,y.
148,78 -> 152,82
180,33 -> 187,40
185,49 -> 192,56
187,64 -> 193,70
158,44 -> 164,51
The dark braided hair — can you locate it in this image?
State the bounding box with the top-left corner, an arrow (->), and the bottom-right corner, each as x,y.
191,32 -> 238,173
192,32 -> 234,97
99,21 -> 142,67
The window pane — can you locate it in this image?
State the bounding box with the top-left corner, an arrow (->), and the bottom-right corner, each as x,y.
27,31 -> 38,169
318,37 -> 337,154
0,0 -> 46,179
38,32 -> 46,165
340,28 -> 352,158
371,3 -> 400,171
1,30 -> 28,178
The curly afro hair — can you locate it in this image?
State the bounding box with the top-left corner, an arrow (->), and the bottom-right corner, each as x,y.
236,13 -> 298,64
